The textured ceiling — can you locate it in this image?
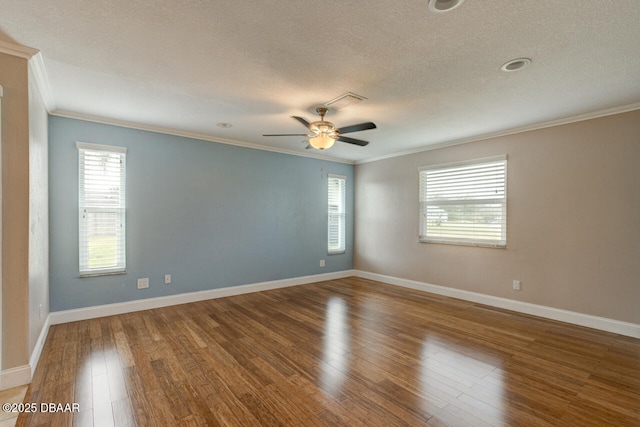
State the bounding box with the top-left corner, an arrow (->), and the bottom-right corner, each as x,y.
1,0 -> 639,162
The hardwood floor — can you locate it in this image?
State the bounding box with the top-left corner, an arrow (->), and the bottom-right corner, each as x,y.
17,277 -> 640,426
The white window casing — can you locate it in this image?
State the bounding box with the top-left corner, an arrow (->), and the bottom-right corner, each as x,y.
328,174 -> 346,254
77,142 -> 127,276
419,156 -> 507,248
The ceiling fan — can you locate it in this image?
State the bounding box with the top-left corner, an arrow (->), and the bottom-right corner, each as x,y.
263,107 -> 376,150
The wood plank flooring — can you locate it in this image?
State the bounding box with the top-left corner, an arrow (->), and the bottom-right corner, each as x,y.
17,277 -> 640,426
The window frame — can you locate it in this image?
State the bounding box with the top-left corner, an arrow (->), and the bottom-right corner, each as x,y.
77,141 -> 127,277
419,155 -> 507,248
328,174 -> 347,255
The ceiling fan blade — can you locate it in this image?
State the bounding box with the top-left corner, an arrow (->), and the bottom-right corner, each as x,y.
338,135 -> 369,147
263,133 -> 309,137
336,122 -> 377,134
292,116 -> 312,130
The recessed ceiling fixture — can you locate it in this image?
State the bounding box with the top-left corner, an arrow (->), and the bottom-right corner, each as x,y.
216,122 -> 233,128
428,0 -> 465,13
501,58 -> 532,72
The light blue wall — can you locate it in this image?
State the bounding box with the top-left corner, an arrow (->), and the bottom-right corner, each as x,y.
49,117 -> 354,311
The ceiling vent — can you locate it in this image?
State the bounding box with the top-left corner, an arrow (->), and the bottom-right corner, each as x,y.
325,92 -> 367,110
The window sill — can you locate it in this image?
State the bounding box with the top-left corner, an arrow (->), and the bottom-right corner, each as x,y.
79,270 -> 127,278
418,238 -> 506,249
328,250 -> 346,255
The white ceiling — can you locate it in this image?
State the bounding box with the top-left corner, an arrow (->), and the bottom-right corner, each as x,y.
2,0 -> 639,163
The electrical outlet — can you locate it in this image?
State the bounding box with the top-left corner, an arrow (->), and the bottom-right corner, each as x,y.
137,278 -> 149,289
513,280 -> 521,291
165,274 -> 171,284
319,259 -> 326,267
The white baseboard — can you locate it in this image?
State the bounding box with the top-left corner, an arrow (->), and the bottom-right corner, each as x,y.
0,365 -> 31,391
0,316 -> 51,390
50,270 -> 356,325
29,314 -> 51,374
27,268 -> 638,380
46,268 -> 639,339
354,270 -> 640,339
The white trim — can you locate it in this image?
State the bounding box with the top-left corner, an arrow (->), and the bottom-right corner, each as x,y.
29,314 -> 51,375
418,156 -> 507,248
53,110 -> 355,165
3,33 -> 637,167
76,141 -> 128,153
31,269 -> 639,377
418,154 -> 507,172
0,84 -> 2,373
0,40 -> 39,59
357,102 -> 640,164
354,270 -> 640,339
327,173 -> 347,180
50,99 -> 640,168
0,365 -> 31,391
50,270 -> 356,325
328,174 -> 347,254
28,53 -> 55,112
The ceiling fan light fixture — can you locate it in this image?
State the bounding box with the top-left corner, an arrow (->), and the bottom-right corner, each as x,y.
264,106 -> 373,149
428,0 -> 465,13
309,134 -> 336,150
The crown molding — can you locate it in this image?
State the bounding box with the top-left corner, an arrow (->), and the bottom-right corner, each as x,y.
28,52 -> 56,112
51,110 -> 356,165
0,39 -> 39,59
357,102 -> 640,164
0,40 -> 55,111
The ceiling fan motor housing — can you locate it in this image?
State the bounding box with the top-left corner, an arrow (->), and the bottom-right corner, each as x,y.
309,121 -> 337,136
263,105 -> 374,148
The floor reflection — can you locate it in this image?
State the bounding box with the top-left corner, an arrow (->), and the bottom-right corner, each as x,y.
420,339 -> 505,425
320,297 -> 350,396
21,280 -> 640,426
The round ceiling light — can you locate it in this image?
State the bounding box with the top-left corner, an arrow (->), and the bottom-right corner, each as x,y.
428,0 -> 465,13
500,58 -> 532,72
216,122 -> 233,128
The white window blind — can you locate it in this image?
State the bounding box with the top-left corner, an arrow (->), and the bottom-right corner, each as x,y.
328,174 -> 346,254
419,156 -> 507,248
77,142 -> 127,275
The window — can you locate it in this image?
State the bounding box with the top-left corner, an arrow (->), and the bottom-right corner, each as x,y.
77,142 -> 127,276
328,174 -> 346,254
419,156 -> 506,248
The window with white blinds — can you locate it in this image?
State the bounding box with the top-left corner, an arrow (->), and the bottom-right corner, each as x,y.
77,142 -> 127,276
419,156 -> 507,248
328,174 -> 346,254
